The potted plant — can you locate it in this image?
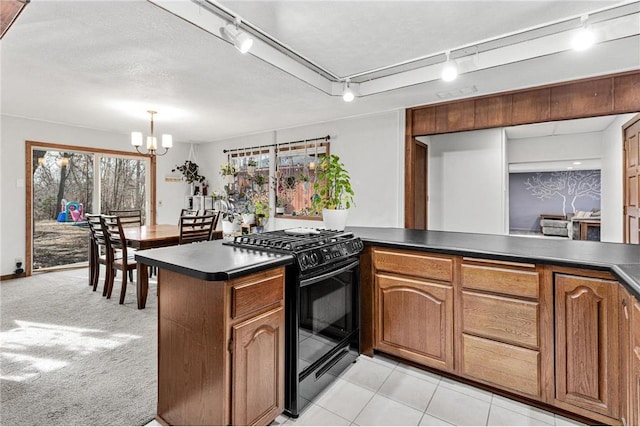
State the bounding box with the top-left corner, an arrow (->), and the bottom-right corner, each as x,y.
298,172 -> 310,190
312,154 -> 354,231
252,173 -> 267,190
173,160 -> 207,195
220,162 -> 237,184
247,158 -> 258,175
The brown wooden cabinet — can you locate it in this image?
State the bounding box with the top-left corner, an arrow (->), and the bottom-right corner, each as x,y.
458,259 -> 551,400
232,306 -> 285,426
554,273 -> 619,420
373,248 -> 454,371
620,286 -> 633,425
632,297 -> 640,426
362,246 -> 639,425
157,267 -> 285,426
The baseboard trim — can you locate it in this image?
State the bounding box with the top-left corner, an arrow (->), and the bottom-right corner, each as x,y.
0,272 -> 27,281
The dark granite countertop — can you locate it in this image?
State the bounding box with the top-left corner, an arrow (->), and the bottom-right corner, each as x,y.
135,239 -> 293,281
348,227 -> 640,299
135,227 -> 640,299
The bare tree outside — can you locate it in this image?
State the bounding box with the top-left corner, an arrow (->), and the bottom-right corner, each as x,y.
32,150 -> 147,270
524,170 -> 601,216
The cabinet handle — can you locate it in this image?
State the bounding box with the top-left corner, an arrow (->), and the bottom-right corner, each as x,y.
623,299 -> 629,320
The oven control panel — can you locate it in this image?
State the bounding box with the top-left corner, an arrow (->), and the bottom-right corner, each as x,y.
297,238 -> 363,271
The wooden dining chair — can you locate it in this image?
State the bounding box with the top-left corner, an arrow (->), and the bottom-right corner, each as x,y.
178,213 -> 216,244
109,209 -> 142,227
86,214 -> 112,295
203,209 -> 221,231
180,208 -> 200,217
101,215 -> 137,304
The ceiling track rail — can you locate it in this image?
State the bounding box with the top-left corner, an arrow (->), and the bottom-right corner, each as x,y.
195,0 -> 341,82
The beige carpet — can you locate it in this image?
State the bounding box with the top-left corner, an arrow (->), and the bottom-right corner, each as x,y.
0,269 -> 157,425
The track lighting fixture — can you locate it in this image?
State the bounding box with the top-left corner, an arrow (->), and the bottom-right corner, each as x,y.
342,79 -> 355,102
441,51 -> 458,82
223,18 -> 253,54
572,15 -> 595,51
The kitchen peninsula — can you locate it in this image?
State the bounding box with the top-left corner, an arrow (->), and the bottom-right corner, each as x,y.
136,228 -> 640,426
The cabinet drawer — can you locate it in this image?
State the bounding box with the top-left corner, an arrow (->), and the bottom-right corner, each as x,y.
461,262 -> 539,299
462,334 -> 540,398
373,248 -> 453,282
462,291 -> 539,349
230,269 -> 284,319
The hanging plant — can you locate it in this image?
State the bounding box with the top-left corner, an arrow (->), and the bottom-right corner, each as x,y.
172,160 -> 206,184
220,163 -> 237,176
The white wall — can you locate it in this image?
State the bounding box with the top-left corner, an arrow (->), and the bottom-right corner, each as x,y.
197,110 -> 404,231
601,114 -> 635,243
0,115 -> 190,276
425,128 -> 506,234
508,132 -> 602,164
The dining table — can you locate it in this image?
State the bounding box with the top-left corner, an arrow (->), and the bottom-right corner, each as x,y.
124,224 -> 222,309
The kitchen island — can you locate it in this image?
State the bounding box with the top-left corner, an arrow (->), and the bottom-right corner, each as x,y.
136,228 -> 640,426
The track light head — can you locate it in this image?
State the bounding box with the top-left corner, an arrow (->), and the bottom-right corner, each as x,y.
441,51 -> 458,82
342,79 -> 355,102
571,15 -> 595,51
223,19 -> 254,54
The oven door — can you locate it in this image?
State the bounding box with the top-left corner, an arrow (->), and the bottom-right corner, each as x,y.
295,258 -> 360,408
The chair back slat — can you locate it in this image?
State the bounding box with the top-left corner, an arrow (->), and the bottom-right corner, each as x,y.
102,215 -> 129,258
179,213 -> 215,244
86,214 -> 108,246
109,209 -> 142,227
203,209 -> 221,231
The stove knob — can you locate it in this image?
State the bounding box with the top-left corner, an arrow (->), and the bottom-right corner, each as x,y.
299,253 -> 309,269
309,252 -> 319,266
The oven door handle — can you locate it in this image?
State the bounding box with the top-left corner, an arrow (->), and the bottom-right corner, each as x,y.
299,259 -> 359,288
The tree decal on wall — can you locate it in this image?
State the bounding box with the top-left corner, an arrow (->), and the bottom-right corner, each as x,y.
524,170 -> 601,216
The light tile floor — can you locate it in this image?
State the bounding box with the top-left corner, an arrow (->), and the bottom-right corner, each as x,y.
146,354 -> 588,426
277,354 -> 586,427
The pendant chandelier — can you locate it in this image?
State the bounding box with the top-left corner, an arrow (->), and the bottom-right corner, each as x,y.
131,110 -> 172,156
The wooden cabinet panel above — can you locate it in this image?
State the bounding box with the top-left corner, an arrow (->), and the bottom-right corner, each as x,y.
550,79 -> 613,120
407,71 -> 640,137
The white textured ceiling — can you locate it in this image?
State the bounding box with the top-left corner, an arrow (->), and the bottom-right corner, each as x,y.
1,0 -> 639,145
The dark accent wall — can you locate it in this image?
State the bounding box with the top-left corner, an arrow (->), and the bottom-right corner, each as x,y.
509,170 -> 601,232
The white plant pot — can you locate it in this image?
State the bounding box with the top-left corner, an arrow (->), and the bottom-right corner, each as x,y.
322,208 -> 349,231
276,207 -> 285,214
225,175 -> 235,184
242,213 -> 255,225
222,221 -> 235,235
247,166 -> 256,175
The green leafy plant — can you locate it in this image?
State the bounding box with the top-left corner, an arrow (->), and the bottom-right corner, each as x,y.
220,163 -> 237,176
312,154 -> 354,210
173,160 -> 206,184
252,173 -> 267,187
247,158 -> 258,167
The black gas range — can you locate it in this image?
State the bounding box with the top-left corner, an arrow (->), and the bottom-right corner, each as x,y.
225,228 -> 364,417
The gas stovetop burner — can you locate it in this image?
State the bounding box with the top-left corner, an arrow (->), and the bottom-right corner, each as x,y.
224,228 -> 364,272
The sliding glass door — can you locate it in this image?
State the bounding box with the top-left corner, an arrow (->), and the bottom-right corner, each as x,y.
29,143 -> 151,273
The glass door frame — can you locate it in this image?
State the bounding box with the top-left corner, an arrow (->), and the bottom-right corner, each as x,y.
25,141 -> 156,276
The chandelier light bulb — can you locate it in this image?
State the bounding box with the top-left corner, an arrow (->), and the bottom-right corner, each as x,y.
130,110 -> 171,156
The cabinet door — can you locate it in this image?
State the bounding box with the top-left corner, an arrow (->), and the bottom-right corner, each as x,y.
555,274 -> 619,419
375,273 -> 453,370
232,306 -> 284,426
632,298 -> 640,426
620,287 -> 632,426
